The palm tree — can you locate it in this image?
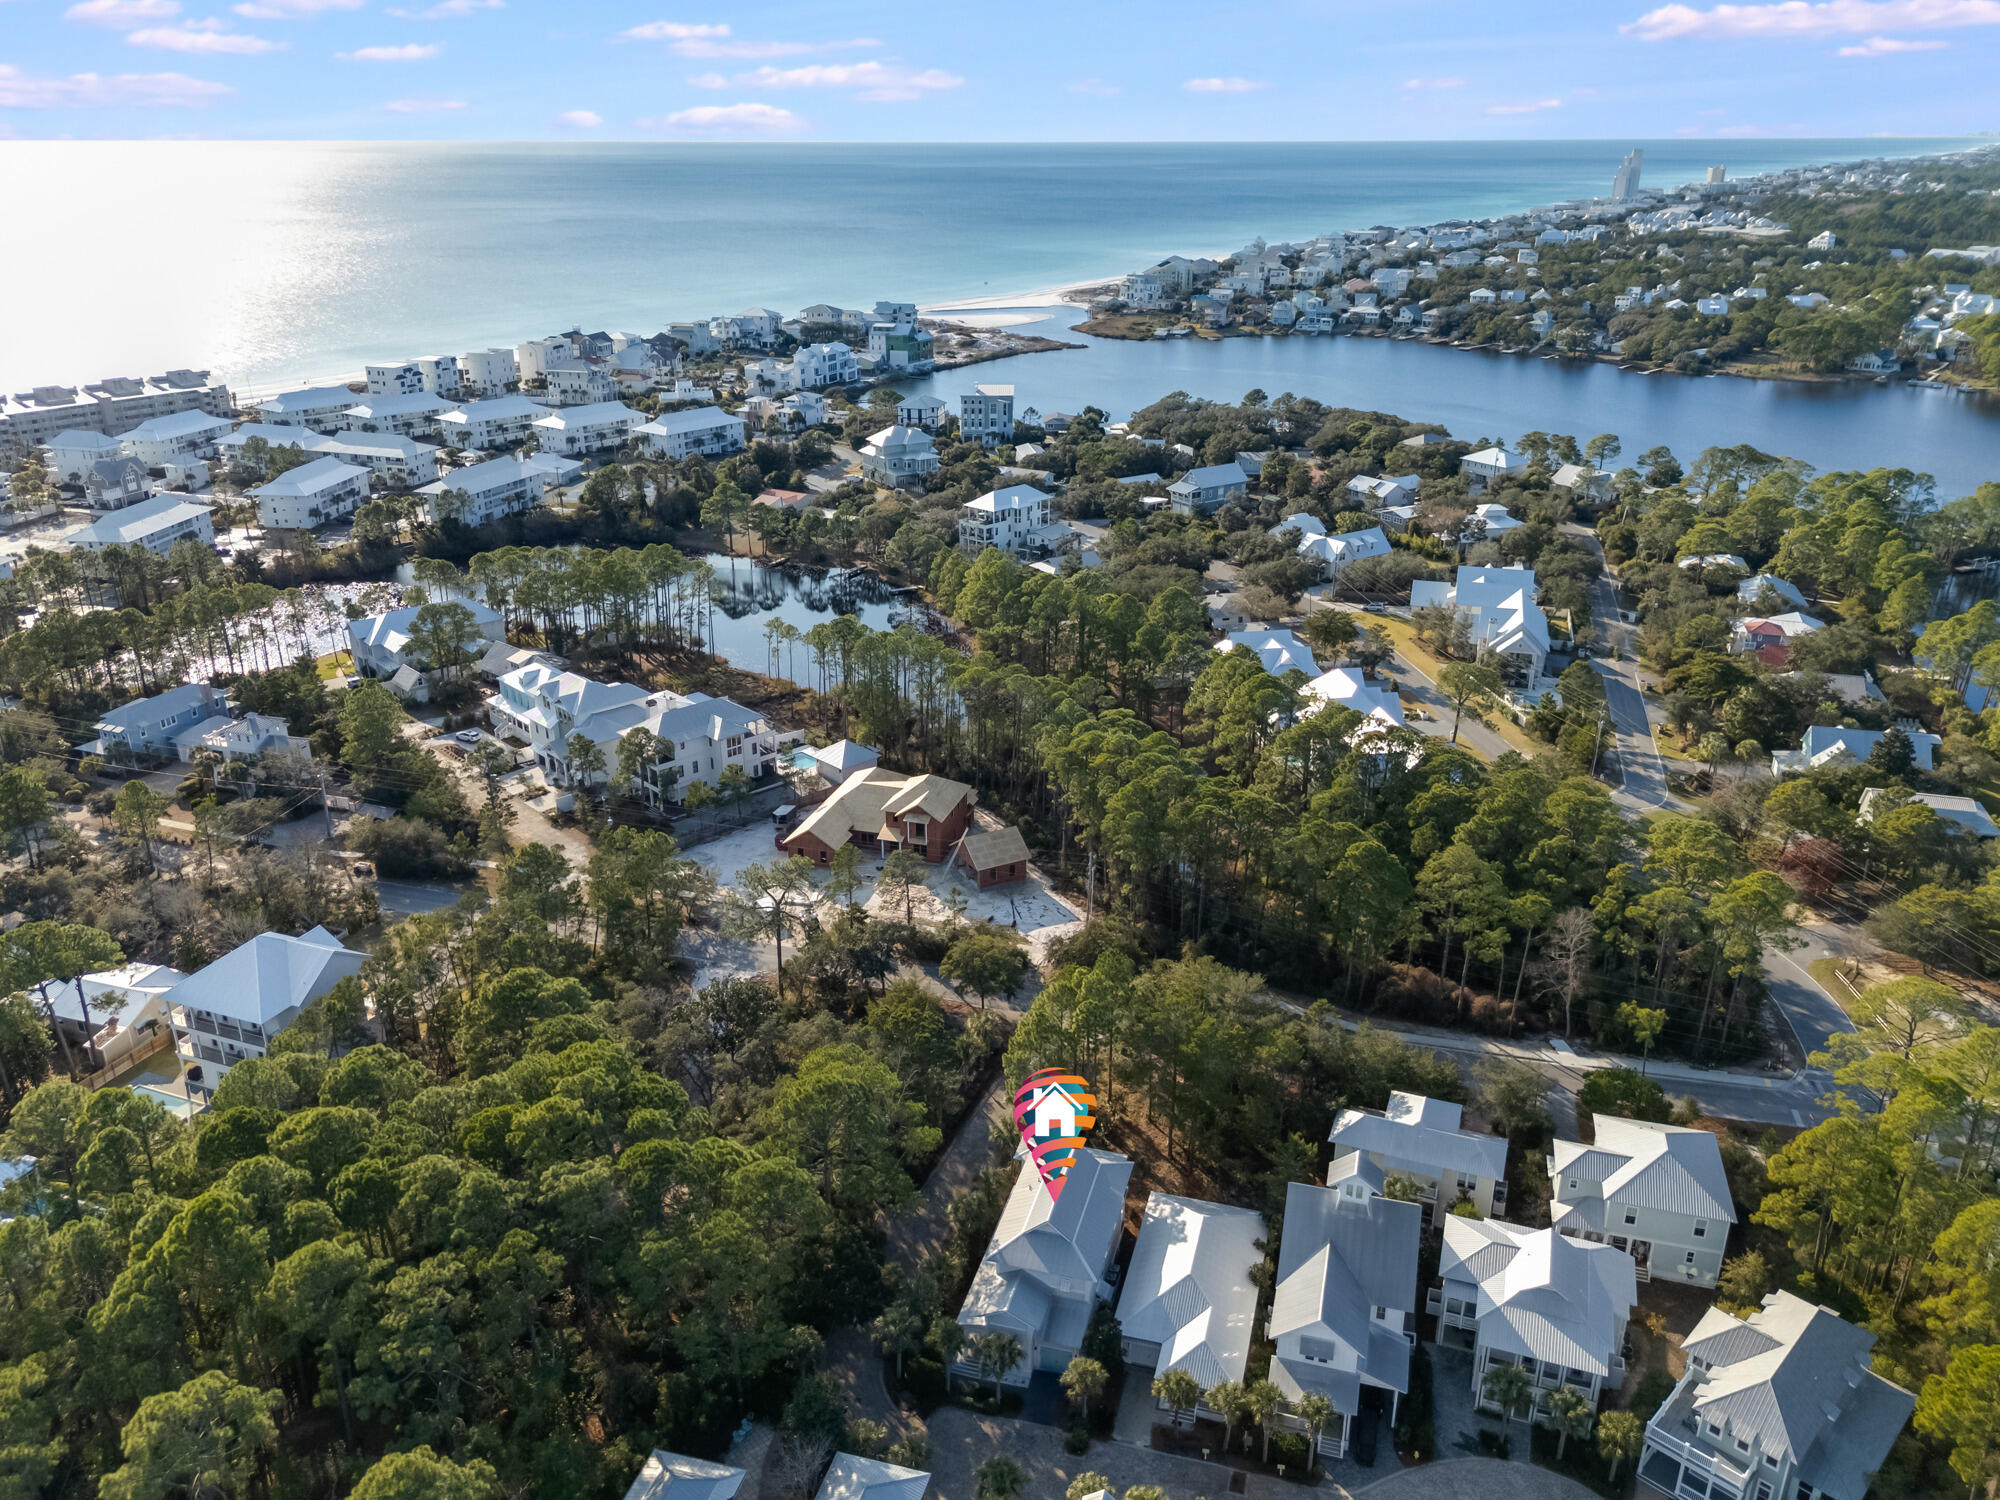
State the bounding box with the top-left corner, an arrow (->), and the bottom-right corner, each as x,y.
1246,1378 -> 1284,1460
969,1331 -> 1022,1402
1206,1379 -> 1250,1454
975,1457 -> 1025,1500
871,1301 -> 924,1381
1151,1369 -> 1203,1447
1296,1392 -> 1336,1476
1598,1409 -> 1644,1482
1060,1355 -> 1108,1424
1547,1385 -> 1594,1459
1483,1361 -> 1536,1424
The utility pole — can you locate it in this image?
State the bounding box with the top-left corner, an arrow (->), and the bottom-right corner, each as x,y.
1085,849 -> 1096,923
1590,703 -> 1609,778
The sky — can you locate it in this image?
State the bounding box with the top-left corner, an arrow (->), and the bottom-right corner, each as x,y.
0,0 -> 1994,141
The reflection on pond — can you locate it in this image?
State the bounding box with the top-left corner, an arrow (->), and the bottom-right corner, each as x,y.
703,556 -> 908,686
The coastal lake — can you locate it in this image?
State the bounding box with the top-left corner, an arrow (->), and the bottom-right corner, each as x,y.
906,306 -> 2000,500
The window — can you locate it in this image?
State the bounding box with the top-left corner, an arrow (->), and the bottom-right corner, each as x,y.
1374,1306 -> 1387,1320
1686,1251 -> 1698,1265
1757,1484 -> 1773,1500
1737,1437 -> 1751,1454
1797,1483 -> 1814,1500
1694,1220 -> 1709,1239
1623,1207 -> 1638,1226
1568,1178 -> 1578,1190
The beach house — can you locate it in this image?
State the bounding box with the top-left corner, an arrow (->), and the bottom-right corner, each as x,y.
1329,1090 -> 1510,1224
1551,1115 -> 1738,1287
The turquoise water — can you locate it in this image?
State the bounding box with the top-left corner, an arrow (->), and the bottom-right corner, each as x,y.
130,1084 -> 196,1119
0,138 -> 1975,392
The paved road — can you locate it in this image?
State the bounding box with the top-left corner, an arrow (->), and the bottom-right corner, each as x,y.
373,878 -> 464,916
1307,596 -> 1517,762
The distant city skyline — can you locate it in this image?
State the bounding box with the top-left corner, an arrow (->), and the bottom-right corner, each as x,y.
0,0 -> 1993,140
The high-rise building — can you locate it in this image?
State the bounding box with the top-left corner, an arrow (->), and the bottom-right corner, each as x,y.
1706,164 -> 1727,184
1611,148 -> 1644,202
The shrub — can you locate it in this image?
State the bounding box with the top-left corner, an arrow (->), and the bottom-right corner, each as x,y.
1578,1067 -> 1670,1122
353,816 -> 471,880
85,790 -> 116,817
1065,1424 -> 1090,1455
1632,1368 -> 1676,1422
1268,1430 -> 1310,1470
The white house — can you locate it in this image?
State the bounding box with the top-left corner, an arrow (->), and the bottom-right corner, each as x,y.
1433,1217 -> 1638,1423
1771,725 -> 1941,777
792,342 -> 859,388
1737,574 -> 1810,611
1680,553 -> 1750,575
174,712 -> 311,765
959,385 -> 1015,447
84,683 -> 231,761
1409,567 -> 1550,684
955,1149 -> 1133,1387
896,395 -> 947,430
342,392 -> 459,439
1551,1115 -> 1737,1286
958,484 -> 1064,556
460,347 -> 518,398
1859,787 -> 2000,838
486,663 -> 779,803
1329,1090 -> 1510,1224
1552,464 -> 1613,502
1845,349 -> 1901,375
435,396 -> 553,453
45,428 -> 127,483
1167,461 -> 1250,515
309,432 -> 440,488
812,1454 -> 930,1500
69,492 -> 216,558
860,424 -> 940,489
1299,525 -> 1392,578
1268,1159 -> 1422,1459
1461,446 -> 1526,492
530,401 -> 645,457
417,455 -> 547,528
255,385 -> 366,432
167,927 -> 366,1086
634,406 -> 746,461
1303,667 -> 1407,729
1348,474 -> 1420,508
1730,611 -> 1825,656
803,738 -> 879,786
1638,1292 -> 1914,1500
48,963 -> 185,1081
1463,502 -> 1523,544
119,410 -> 233,467
621,1452 -> 743,1500
1215,627 -> 1320,676
348,600 -> 506,696
1117,1193 -> 1263,1405
253,456 -> 370,530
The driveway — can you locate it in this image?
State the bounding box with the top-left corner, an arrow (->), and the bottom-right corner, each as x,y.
1429,1343 -> 1523,1464
1355,1458 -> 1601,1500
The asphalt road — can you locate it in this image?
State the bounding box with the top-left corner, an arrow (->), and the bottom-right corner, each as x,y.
373,878 -> 465,916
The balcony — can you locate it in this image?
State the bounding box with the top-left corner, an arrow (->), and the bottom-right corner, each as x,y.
1644,1426 -> 1754,1499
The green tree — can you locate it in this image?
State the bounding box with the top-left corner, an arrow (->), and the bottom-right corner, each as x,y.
940,929 -> 1030,1010
0,766 -> 52,871
871,1299 -> 926,1381
976,1457 -> 1026,1500
1917,1344 -> 2000,1500
1152,1367 -> 1202,1439
1437,658 -> 1504,744
1618,1002 -> 1667,1073
879,847 -> 931,927
1245,1376 -> 1283,1460
1206,1377 -> 1250,1453
826,842 -> 865,906
113,780 -> 170,870
724,856 -> 818,1003
1546,1384 -> 1593,1459
350,1447 -> 501,1500
1297,1391 -> 1336,1476
702,477 -> 751,551
1066,1475 -> 1114,1500
1598,1409 -> 1644,1482
1060,1354 -> 1108,1421
99,1371 -> 281,1500
968,1330 -> 1024,1400
1482,1360 -> 1534,1422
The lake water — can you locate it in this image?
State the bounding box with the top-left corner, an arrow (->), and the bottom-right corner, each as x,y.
0,137 -> 1976,395
705,557 -> 906,683
901,306 -> 2000,501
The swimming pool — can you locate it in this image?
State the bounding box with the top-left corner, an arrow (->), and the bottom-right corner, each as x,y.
130,1084 -> 196,1119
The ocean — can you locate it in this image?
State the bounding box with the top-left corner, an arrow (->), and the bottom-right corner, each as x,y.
0,138 -> 1977,392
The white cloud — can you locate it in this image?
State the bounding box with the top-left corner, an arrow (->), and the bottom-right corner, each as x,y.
1836,30 -> 1952,46
0,62 -> 232,106
386,0 -> 500,15
621,20 -> 729,39
644,101 -> 804,134
65,0 -> 179,26
128,22 -> 286,52
735,61 -> 962,101
232,0 -> 361,17
687,71 -> 728,88
1401,75 -> 1466,88
383,95 -> 465,111
337,42 -> 441,59
553,108 -> 601,126
671,36 -> 879,58
1624,0 -> 2000,40
1486,97 -> 1564,113
1068,77 -> 1119,95
1183,76 -> 1266,92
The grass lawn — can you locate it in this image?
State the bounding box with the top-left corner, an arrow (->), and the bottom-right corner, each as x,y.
1808,956 -> 1862,1016
1370,613 -> 1545,759
312,652 -> 345,681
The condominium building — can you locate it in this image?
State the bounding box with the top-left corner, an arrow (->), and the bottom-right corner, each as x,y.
634,406 -> 746,460
958,385 -> 1015,446
460,347 -> 518,397
341,392 -> 459,438
435,395 -> 552,452
417,455 -> 547,528
69,492 -> 216,558
530,401 -> 646,457
254,385 -> 367,433
119,410 -> 233,467
309,432 -> 441,488
252,456 -> 370,530
2,370 -> 233,457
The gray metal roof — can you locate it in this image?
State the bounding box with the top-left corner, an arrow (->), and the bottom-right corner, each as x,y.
622,1453 -> 744,1500
1554,1117 -> 1736,1223
1330,1090 -> 1510,1182
1440,1217 -> 1637,1376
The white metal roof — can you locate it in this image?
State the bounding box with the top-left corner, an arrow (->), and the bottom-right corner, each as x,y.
621,1452 -> 745,1500
1553,1116 -> 1737,1223
162,926 -> 364,1027
1330,1090 -> 1508,1182
813,1455 -> 929,1500
1441,1217 -> 1636,1375
1115,1192 -> 1263,1388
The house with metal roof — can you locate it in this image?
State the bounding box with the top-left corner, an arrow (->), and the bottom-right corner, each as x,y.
1214,627 -> 1321,677
1267,1158 -> 1422,1460
83,683 -> 232,760
813,1454 -> 929,1500
1859,787 -> 2000,838
348,600 -> 506,693
1770,725 -> 1941,778
1408,567 -> 1550,686
955,1149 -> 1133,1388
1551,1116 -> 1737,1287
1116,1193 -> 1263,1403
252,455 -> 369,531
803,738 -> 879,786
633,406 -> 746,460
1330,1091 -> 1509,1224
1298,525 -> 1392,579
1166,461 -> 1250,515
620,1451 -> 744,1500
69,490 -> 215,557
1637,1292 -> 1915,1500
165,927 -> 365,1085
1433,1217 -> 1638,1423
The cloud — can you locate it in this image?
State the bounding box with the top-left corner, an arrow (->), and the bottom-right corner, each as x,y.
1183,76 -> 1266,92
386,0 -> 499,15
383,95 -> 465,111
687,71 -> 727,88
621,20 -> 729,40
1624,0 -> 2000,40
553,108 -> 601,126
0,62 -> 233,106
127,22 -> 286,52
734,61 -> 963,100
1836,30 -> 1952,46
1486,97 -> 1564,113
232,0 -> 361,16
65,0 -> 179,25
672,36 -> 879,58
644,101 -> 804,134
1068,77 -> 1120,95
337,42 -> 440,59
1401,75 -> 1465,88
